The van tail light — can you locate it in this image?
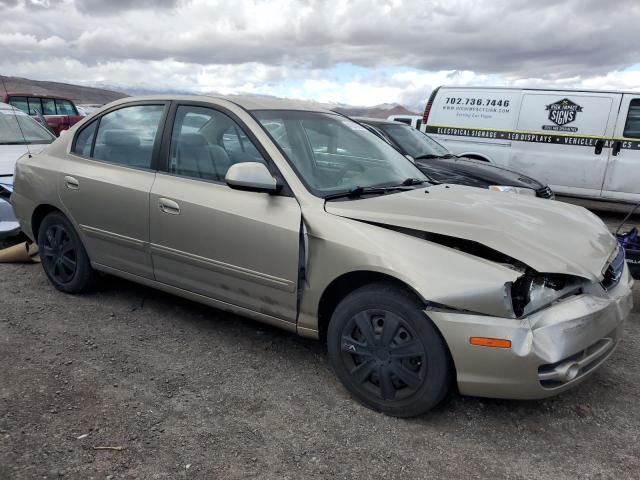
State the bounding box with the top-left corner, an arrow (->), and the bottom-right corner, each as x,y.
422,86 -> 440,124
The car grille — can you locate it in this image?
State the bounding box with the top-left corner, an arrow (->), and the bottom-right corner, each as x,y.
601,247 -> 625,291
535,185 -> 554,199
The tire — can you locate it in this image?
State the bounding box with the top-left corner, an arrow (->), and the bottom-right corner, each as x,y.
37,211 -> 96,293
327,282 -> 452,417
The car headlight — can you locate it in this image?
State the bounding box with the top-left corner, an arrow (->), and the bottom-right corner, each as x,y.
489,185 -> 536,196
509,273 -> 584,317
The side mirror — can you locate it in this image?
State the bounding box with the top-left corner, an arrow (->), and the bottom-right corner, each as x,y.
225,162 -> 280,194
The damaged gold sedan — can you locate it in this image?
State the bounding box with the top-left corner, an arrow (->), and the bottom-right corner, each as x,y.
10,96 -> 634,417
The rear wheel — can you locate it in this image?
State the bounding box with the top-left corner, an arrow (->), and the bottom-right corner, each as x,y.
37,212 -> 96,293
327,283 -> 452,417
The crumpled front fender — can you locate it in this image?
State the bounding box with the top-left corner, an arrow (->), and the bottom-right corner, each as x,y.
297,210 -> 522,335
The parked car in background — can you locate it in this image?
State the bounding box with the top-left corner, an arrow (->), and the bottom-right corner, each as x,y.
386,114 -> 423,130
355,117 -> 554,199
11,95 -> 633,417
0,102 -> 55,238
422,86 -> 640,203
77,104 -> 102,116
2,93 -> 84,136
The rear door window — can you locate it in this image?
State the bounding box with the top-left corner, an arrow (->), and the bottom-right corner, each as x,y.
623,99 -> 640,139
90,104 -> 165,169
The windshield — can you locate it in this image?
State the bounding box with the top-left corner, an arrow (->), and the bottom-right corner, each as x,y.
0,109 -> 54,145
379,124 -> 449,158
254,111 -> 426,197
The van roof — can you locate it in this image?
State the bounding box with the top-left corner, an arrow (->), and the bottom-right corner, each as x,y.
437,86 -> 640,96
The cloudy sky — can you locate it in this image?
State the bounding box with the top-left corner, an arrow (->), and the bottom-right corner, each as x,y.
1,0 -> 640,110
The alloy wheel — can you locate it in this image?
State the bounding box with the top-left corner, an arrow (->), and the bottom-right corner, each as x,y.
41,224 -> 78,284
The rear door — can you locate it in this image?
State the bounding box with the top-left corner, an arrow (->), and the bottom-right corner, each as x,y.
149,102 -> 301,323
59,102 -> 168,279
601,95 -> 640,202
512,91 -> 621,197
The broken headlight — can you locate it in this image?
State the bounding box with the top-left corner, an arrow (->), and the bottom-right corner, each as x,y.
510,273 -> 584,317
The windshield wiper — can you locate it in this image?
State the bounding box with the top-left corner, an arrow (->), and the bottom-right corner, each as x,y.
413,153 -> 457,160
324,185 -> 411,201
399,177 -> 427,186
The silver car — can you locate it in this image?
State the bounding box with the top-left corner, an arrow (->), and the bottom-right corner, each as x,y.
11,95 -> 634,417
1,102 -> 55,239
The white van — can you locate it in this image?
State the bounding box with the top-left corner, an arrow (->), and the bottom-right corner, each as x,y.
422,87 -> 640,203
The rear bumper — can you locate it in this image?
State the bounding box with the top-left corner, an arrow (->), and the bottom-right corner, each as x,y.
429,267 -> 634,399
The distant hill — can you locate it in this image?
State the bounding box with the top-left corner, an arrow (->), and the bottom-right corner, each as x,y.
333,103 -> 420,119
0,76 -> 128,105
0,76 -> 419,117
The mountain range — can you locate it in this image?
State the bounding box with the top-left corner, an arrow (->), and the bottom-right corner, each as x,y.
0,76 -> 419,118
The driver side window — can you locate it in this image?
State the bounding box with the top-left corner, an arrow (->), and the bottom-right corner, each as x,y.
169,106 -> 266,182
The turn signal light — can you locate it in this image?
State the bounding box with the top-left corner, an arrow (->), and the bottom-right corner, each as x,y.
469,337 -> 511,348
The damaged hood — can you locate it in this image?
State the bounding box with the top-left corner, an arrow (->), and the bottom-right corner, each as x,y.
325,184 -> 616,281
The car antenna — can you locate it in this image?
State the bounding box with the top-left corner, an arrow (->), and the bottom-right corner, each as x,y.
0,74 -> 32,158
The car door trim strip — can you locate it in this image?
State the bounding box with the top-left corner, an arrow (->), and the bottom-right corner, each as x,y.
80,225 -> 148,251
149,243 -> 296,292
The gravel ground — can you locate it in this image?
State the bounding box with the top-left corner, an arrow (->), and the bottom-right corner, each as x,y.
1,208 -> 639,480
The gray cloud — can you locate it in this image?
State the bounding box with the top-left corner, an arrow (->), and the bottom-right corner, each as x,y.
0,0 -> 639,107
73,0 -> 184,15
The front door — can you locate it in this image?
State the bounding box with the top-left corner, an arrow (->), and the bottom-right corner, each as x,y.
601,95 -> 640,202
59,102 -> 168,279
149,104 -> 301,322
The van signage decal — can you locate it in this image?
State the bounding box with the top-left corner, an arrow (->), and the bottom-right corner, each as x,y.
424,125 -> 640,150
543,98 -> 582,132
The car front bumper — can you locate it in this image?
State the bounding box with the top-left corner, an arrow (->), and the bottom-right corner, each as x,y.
429,266 -> 634,400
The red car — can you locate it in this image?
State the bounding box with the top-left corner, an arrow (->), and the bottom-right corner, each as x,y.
2,93 -> 84,136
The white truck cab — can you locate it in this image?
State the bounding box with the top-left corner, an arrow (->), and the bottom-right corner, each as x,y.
386,114 -> 423,130
422,86 -> 640,203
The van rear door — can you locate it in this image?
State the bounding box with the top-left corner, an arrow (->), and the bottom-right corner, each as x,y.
512,91 -> 621,198
601,94 -> 640,202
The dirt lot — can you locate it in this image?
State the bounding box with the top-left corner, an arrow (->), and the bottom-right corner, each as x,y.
1,208 -> 639,480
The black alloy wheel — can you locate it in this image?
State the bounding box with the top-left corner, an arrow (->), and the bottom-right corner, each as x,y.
37,212 -> 96,293
41,223 -> 77,284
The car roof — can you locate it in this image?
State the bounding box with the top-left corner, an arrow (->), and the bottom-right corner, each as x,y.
106,94 -> 336,114
352,116 -> 408,126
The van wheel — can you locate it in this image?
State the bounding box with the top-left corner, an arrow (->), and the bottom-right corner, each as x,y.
37,212 -> 96,293
327,283 -> 452,417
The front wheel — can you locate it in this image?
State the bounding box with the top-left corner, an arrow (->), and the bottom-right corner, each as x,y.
37,211 -> 96,293
327,283 -> 452,417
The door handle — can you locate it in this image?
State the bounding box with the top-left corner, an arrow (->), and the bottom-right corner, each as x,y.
64,175 -> 79,190
612,140 -> 623,156
158,197 -> 180,215
594,139 -> 604,155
